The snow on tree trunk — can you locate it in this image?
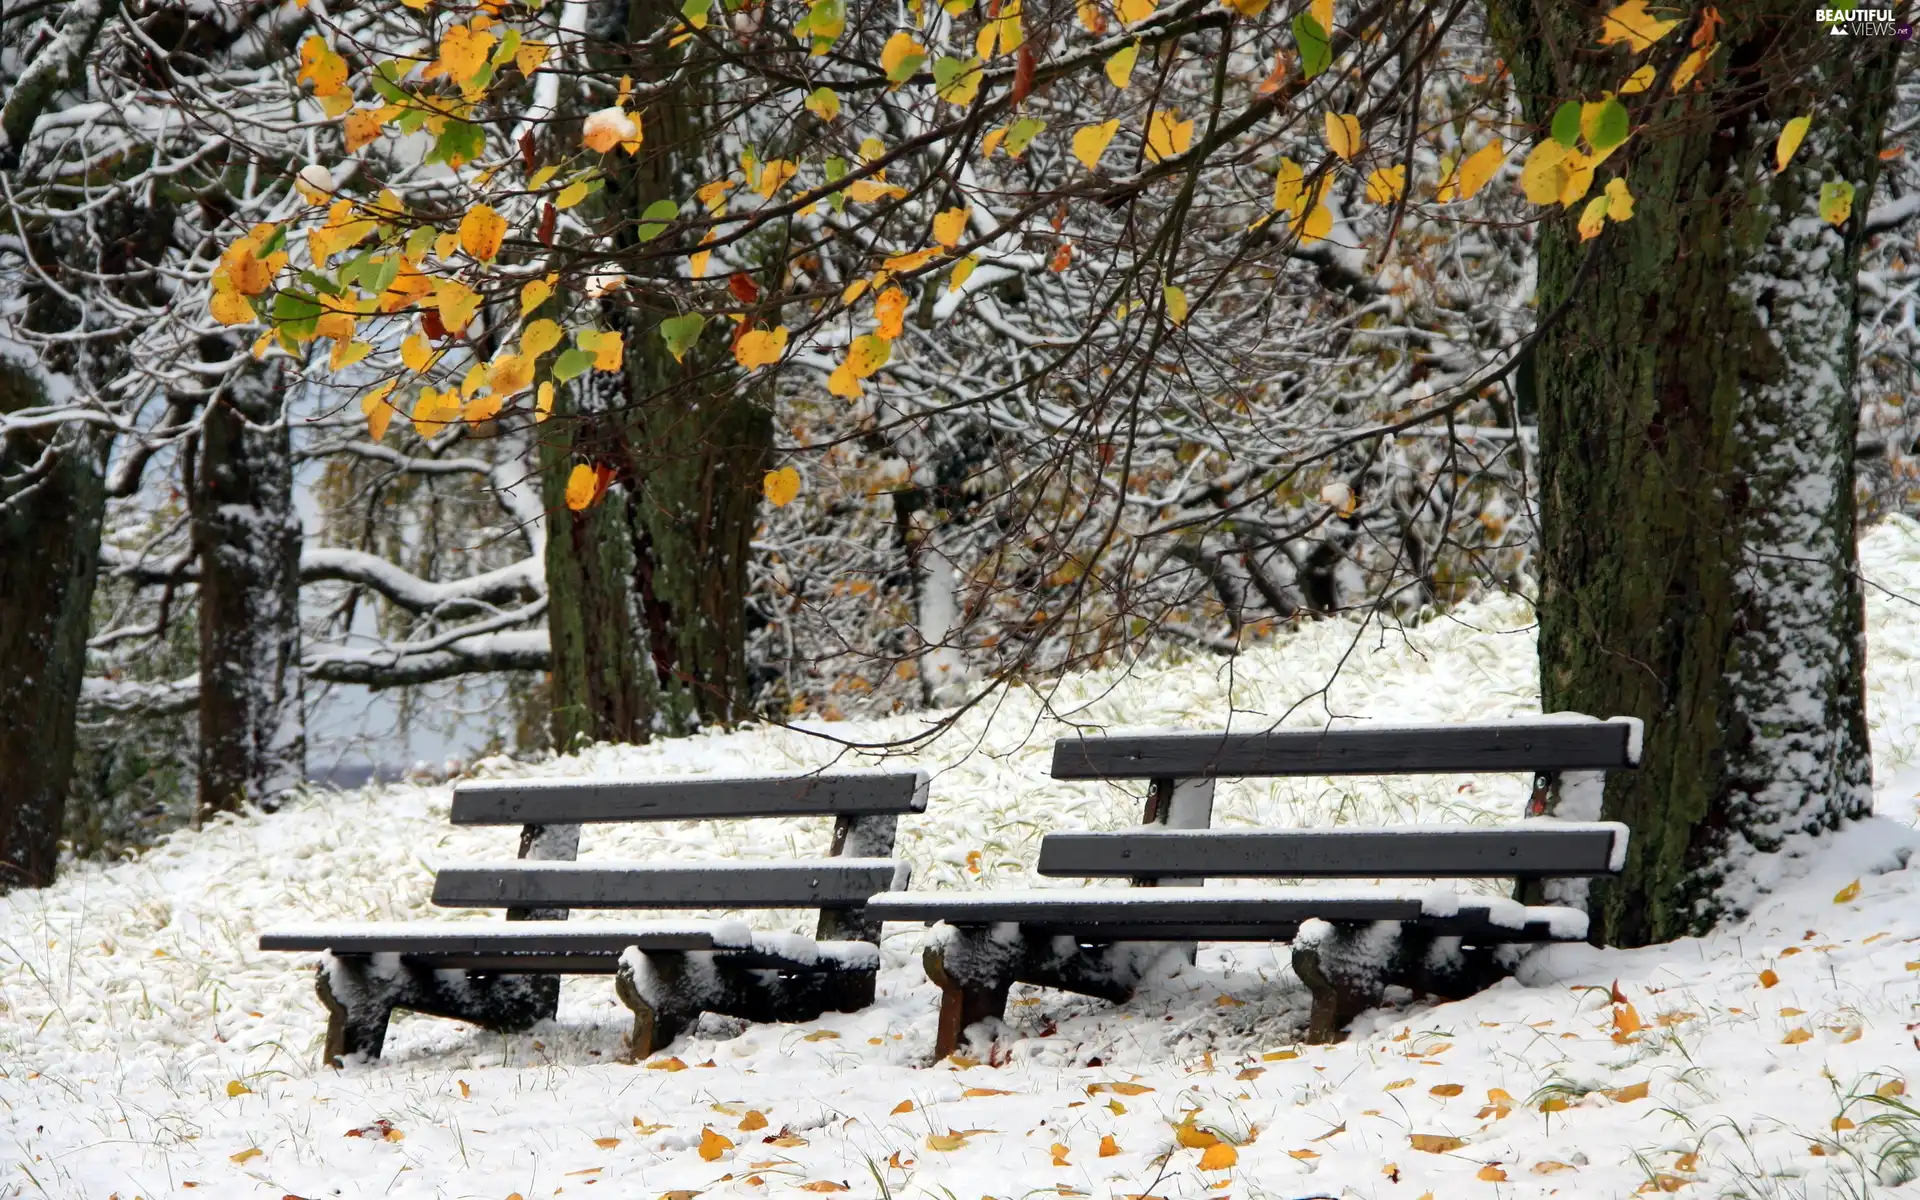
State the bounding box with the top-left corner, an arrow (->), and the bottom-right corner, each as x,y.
0,360 -> 107,890
191,357 -> 304,817
1492,4 -> 1902,944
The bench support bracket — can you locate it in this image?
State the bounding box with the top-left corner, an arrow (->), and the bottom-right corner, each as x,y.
1291,922 -> 1508,1044
316,956 -> 558,1066
614,951 -> 877,1057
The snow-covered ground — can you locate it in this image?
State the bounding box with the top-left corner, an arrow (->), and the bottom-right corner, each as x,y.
8,523 -> 1920,1199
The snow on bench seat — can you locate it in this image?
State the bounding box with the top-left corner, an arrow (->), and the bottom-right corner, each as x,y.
1039,821 -> 1631,879
430,859 -> 910,910
869,886 -> 1589,942
259,919 -> 755,956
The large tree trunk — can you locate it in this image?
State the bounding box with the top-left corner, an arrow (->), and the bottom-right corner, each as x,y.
1492,3 -> 1902,944
0,361 -> 108,891
191,352 -> 304,817
540,0 -> 771,744
542,368 -> 660,751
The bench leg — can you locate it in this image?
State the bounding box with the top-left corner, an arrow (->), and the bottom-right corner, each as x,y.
1292,921 -> 1406,1045
316,957 -> 560,1067
616,950 -> 878,1058
922,927 -> 1180,1059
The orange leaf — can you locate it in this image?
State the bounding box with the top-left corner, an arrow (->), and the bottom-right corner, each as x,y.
699,1127 -> 734,1162
1478,1164 -> 1508,1181
594,1137 -> 621,1149
1607,1081 -> 1650,1103
1198,1143 -> 1237,1171
739,1110 -> 768,1131
1410,1134 -> 1467,1154
1051,1142 -> 1071,1166
1760,968 -> 1780,988
647,1057 -> 687,1071
763,466 -> 802,508
1099,1135 -> 1121,1157
797,1184 -> 848,1193
1430,1084 -> 1464,1097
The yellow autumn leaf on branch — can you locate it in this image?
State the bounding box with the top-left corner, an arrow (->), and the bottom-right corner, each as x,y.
344,108 -> 384,152
1452,141 -> 1506,201
329,339 -> 373,371
521,277 -> 554,316
932,206 -> 971,247
1105,42 -> 1139,88
1364,164 -> 1406,204
1145,110 -> 1195,163
874,287 -> 909,338
488,353 -> 533,397
1324,112 -> 1362,161
1163,285 -> 1189,325
583,107 -> 643,154
522,319 -> 563,357
735,326 -> 789,369
297,36 -> 348,98
1073,120 -> 1121,171
1578,195 -> 1610,241
763,465 -> 802,507
458,204 -> 507,261
400,333 -> 435,372
360,379 -> 399,441
209,284 -> 255,326
1597,0 -> 1678,51
565,463 -> 598,510
1272,157 -> 1304,213
535,381 -> 554,422
1777,115 -> 1812,171
516,40 -> 551,76
434,24 -> 496,83
881,31 -> 927,83
1520,140 -> 1572,205
1295,201 -> 1332,245
432,278 -> 482,334
411,387 -> 460,438
1311,0 -> 1333,26
1115,0 -> 1155,21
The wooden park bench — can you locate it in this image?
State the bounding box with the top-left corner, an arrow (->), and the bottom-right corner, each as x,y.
260,769 -> 926,1065
866,718 -> 1638,1056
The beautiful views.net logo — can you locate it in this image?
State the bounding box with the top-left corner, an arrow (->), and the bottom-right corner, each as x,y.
1815,7 -> 1914,37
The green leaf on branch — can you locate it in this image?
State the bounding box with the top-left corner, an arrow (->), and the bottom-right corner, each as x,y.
1585,97 -> 1629,153
1551,101 -> 1581,148
637,199 -> 681,241
370,61 -> 410,103
430,120 -> 486,168
1005,117 -> 1047,158
272,291 -> 322,342
1292,14 -> 1331,80
682,0 -> 713,27
660,313 -> 708,362
552,348 -> 595,382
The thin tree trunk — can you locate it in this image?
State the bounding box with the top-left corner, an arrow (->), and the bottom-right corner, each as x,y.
1491,2 -> 1902,944
191,356 -> 304,817
0,362 -> 108,890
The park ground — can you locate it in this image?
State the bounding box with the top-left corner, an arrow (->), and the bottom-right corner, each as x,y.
6,524 -> 1920,1199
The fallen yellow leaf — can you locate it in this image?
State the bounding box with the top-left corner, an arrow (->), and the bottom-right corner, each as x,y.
1533,1160 -> 1577,1174
1833,879 -> 1861,903
698,1127 -> 733,1161
1199,1143 -> 1238,1170
1478,1163 -> 1508,1181
1430,1083 -> 1464,1097
1099,1135 -> 1121,1157
802,1029 -> 840,1042
1783,1027 -> 1813,1044
1607,1081 -> 1650,1103
1410,1133 -> 1467,1154
926,1132 -> 969,1151
595,1136 -> 621,1149
739,1110 -> 768,1131
230,1147 -> 263,1164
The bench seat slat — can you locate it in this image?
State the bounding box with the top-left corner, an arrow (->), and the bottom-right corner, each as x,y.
430,859 -> 909,910
451,771 -> 930,826
1051,719 -> 1638,780
865,886 -> 1589,941
258,920 -> 744,955
1039,822 -> 1629,880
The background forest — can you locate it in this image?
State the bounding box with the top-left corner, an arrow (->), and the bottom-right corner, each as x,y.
1,0 -> 1915,911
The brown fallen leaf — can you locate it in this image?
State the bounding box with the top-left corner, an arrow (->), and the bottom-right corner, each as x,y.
1478,1163 -> 1508,1181
963,1087 -> 1014,1097
1099,1135 -> 1121,1157
797,1183 -> 848,1192
738,1111 -> 768,1132
1533,1160 -> 1577,1174
1235,1067 -> 1265,1081
648,1057 -> 688,1072
891,1100 -> 913,1114
594,1137 -> 621,1149
766,1134 -> 808,1147
1675,1152 -> 1700,1173
1174,1119 -> 1220,1149
1607,1082 -> 1651,1103
1430,1083 -> 1464,1097
457,1079 -> 471,1099
1386,1079 -> 1415,1091
887,1151 -> 913,1169
1641,1173 -> 1689,1192
1286,1148 -> 1319,1160
1410,1133 -> 1466,1154
1878,1080 -> 1907,1098
1215,994 -> 1246,1007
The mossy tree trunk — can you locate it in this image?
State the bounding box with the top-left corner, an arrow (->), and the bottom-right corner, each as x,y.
541,0 -> 772,745
0,361 -> 108,891
191,350 -> 305,817
1490,3 -> 1902,944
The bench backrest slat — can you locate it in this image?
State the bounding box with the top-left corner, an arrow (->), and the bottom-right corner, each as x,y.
1050,720 -> 1637,781
432,861 -> 910,911
1038,825 -> 1627,880
452,771 -> 930,825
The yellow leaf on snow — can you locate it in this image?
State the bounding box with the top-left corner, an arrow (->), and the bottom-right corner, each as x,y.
1098,1135 -> 1121,1157
1385,1079 -> 1415,1091
230,1147 -> 263,1164
1607,1081 -> 1651,1103
1777,116 -> 1812,172
1760,968 -> 1780,988
1597,0 -> 1678,52
1198,1143 -> 1237,1171
1409,1134 -> 1467,1154
926,1132 -> 970,1151
1173,1119 -> 1219,1149
1090,1081 -> 1154,1095
797,1184 -> 848,1193
1478,1164 -> 1509,1181
1051,1142 -> 1071,1166
1534,1160 -> 1578,1174
763,465 -> 801,508
1834,879 -> 1861,904
647,1057 -> 688,1071
1145,110 -> 1195,163
1429,1084 -> 1464,1097
803,1029 -> 840,1041
699,1127 -> 734,1162
734,326 -> 788,369
963,1087 -> 1014,1097
892,1100 -> 914,1114
594,1137 -> 621,1149
1074,121 -> 1121,171
1324,112 -> 1362,161
1783,1027 -> 1813,1044
739,1110 -> 768,1131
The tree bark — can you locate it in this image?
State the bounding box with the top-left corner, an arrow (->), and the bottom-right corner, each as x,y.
0,361 -> 108,890
540,0 -> 772,744
1491,3 -> 1902,944
191,351 -> 305,817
